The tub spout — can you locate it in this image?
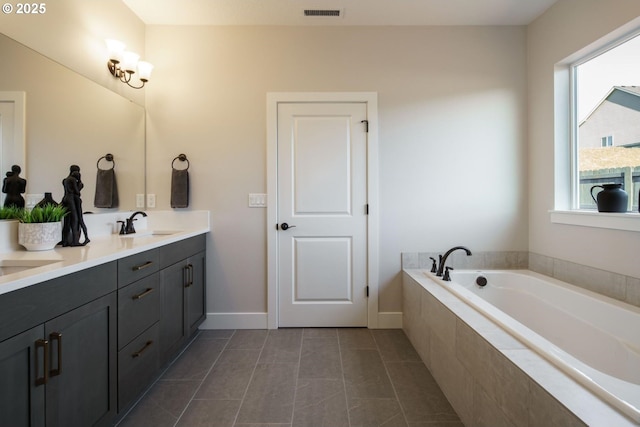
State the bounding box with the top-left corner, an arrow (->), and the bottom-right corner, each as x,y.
436,246 -> 472,277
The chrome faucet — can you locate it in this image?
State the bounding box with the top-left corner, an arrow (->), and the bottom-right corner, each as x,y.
124,211 -> 147,234
436,246 -> 472,277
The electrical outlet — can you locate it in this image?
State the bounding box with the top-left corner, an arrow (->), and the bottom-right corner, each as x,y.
136,194 -> 145,208
147,194 -> 156,208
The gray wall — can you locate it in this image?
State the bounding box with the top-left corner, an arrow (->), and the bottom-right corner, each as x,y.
144,25 -> 529,317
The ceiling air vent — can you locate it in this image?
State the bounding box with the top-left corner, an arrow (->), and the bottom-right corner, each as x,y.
304,9 -> 341,17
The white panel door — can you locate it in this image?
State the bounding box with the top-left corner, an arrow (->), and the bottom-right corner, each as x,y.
277,102 -> 368,327
0,101 -> 15,207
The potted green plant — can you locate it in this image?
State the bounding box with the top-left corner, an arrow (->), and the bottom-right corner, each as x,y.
0,205 -> 21,220
18,205 -> 68,251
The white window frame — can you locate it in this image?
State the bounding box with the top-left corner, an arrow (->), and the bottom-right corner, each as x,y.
601,136 -> 614,147
551,24 -> 640,232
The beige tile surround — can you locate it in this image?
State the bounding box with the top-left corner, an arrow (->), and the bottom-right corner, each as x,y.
401,251 -> 640,308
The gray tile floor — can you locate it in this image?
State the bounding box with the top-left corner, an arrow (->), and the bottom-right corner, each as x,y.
117,328 -> 463,427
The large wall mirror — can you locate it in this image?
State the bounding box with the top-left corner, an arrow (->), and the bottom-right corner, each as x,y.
0,32 -> 145,210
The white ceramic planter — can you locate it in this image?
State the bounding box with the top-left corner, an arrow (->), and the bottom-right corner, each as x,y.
18,221 -> 62,251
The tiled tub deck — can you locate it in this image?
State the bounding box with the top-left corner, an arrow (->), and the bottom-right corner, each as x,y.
402,269 -> 636,426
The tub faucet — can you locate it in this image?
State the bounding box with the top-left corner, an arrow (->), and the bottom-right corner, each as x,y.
436,246 -> 472,277
124,211 -> 147,234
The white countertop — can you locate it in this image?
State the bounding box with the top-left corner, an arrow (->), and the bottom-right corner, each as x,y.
0,211 -> 210,296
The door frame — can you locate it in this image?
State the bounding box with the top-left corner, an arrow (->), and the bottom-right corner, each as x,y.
266,92 -> 379,329
0,92 -> 26,177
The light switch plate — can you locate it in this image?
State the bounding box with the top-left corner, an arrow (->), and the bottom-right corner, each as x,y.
136,194 -> 145,208
248,193 -> 267,207
147,194 -> 156,208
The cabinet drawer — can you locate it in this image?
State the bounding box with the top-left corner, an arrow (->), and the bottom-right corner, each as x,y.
159,235 -> 205,268
118,322 -> 159,411
118,274 -> 160,349
118,249 -> 159,288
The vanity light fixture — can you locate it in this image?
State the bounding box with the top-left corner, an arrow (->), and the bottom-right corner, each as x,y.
105,39 -> 153,89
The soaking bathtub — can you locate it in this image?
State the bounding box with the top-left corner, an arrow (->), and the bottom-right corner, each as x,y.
415,269 -> 640,424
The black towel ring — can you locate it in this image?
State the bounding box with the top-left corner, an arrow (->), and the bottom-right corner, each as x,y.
96,153 -> 115,170
172,154 -> 190,171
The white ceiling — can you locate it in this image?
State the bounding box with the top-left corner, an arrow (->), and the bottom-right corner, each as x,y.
122,0 -> 559,26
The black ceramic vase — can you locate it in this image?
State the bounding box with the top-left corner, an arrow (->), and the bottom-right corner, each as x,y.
35,192 -> 58,208
590,184 -> 628,213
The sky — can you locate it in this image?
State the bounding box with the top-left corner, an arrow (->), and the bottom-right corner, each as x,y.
577,33 -> 640,122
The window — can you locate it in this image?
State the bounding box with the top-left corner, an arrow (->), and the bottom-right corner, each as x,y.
572,33 -> 640,212
601,136 -> 613,147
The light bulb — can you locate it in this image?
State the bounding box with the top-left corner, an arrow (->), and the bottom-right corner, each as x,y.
121,51 -> 140,73
105,39 -> 125,63
137,61 -> 154,81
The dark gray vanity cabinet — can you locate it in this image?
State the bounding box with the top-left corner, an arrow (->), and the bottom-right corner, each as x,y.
0,233 -> 207,426
115,235 -> 206,412
116,250 -> 161,412
158,235 -> 206,366
0,263 -> 118,427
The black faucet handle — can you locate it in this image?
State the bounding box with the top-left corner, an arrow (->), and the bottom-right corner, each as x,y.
125,218 -> 137,234
443,266 -> 454,281
117,221 -> 126,235
429,257 -> 437,273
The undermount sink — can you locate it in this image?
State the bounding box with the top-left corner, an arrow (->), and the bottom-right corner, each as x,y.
0,259 -> 60,276
119,230 -> 180,238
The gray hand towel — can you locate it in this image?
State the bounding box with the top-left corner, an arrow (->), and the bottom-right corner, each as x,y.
94,168 -> 119,208
171,168 -> 189,208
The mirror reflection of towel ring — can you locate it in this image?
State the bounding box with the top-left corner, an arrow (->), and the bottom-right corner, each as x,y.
97,153 -> 115,170
172,154 -> 190,170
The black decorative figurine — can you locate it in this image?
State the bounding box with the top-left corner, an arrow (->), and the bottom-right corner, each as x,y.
61,165 -> 90,246
2,164 -> 27,207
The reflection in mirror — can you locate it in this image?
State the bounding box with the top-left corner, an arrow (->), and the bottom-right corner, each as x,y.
0,91 -> 25,206
0,32 -> 145,210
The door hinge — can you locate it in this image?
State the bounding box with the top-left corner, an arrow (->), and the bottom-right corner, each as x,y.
366,286 -> 369,297
360,120 -> 369,133
365,204 -> 369,215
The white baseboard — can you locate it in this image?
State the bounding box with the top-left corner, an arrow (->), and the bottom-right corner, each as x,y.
199,311 -> 403,329
199,312 -> 268,330
377,312 -> 403,329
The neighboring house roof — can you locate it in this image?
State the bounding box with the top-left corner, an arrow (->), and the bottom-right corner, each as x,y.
580,146 -> 640,171
579,86 -> 640,126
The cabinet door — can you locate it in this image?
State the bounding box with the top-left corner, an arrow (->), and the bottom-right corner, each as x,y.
0,325 -> 45,427
44,293 -> 117,427
186,251 -> 206,335
159,262 -> 187,365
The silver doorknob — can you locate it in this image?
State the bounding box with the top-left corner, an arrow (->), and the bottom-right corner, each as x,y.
280,223 -> 296,230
